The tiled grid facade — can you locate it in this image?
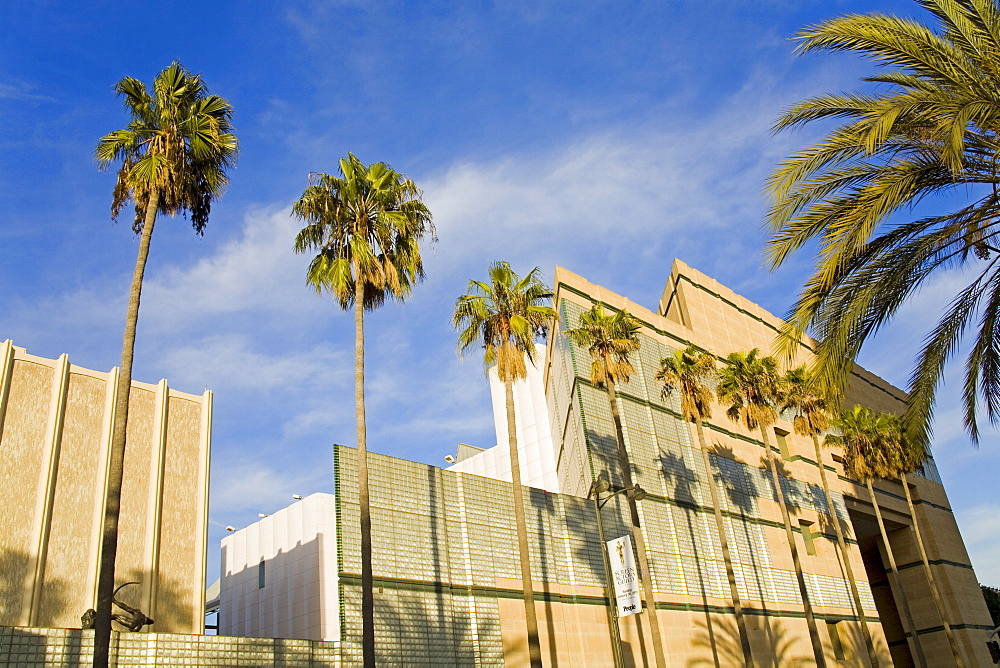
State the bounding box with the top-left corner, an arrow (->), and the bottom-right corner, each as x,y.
549,298 -> 878,614
0,626 -> 342,667
333,446 -> 635,666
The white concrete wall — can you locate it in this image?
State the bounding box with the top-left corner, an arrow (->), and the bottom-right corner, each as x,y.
219,493 -> 338,641
448,353 -> 560,492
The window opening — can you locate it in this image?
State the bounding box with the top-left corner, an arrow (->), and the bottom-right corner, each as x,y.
774,428 -> 791,460
799,519 -> 816,556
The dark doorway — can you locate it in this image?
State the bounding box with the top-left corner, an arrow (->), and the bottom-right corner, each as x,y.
849,509 -> 915,668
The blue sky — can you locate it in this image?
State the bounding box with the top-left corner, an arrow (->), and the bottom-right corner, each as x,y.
3,0 -> 998,586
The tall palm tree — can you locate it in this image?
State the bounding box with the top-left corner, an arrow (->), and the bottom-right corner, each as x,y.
293,154 -> 433,668
767,0 -> 1000,451
828,406 -> 928,667
565,304 -> 666,668
783,367 -> 879,666
94,62 -> 236,668
894,423 -> 965,667
657,346 -> 754,667
716,349 -> 827,667
453,262 -> 556,668
843,409 -> 964,667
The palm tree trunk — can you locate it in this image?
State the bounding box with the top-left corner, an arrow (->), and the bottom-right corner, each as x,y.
900,474 -> 964,667
867,479 -> 926,667
812,434 -> 879,667
606,377 -> 666,668
759,427 -> 826,667
355,279 -> 376,668
94,191 -> 159,668
695,417 -> 753,667
506,380 -> 543,667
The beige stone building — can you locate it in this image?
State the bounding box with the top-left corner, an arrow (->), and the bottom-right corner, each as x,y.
222,261 -> 994,666
0,340 -> 211,634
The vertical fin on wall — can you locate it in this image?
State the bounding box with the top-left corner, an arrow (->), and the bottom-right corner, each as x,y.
89,366 -> 119,609
24,353 -> 70,626
194,389 -> 213,633
142,379 -> 170,618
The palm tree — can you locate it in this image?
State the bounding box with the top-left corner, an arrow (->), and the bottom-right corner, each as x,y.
839,408 -> 964,666
94,62 -> 236,668
657,346 -> 754,667
565,304 -> 666,668
767,0 -> 1000,451
293,154 -> 433,668
716,349 -> 827,667
783,367 -> 879,666
895,427 -> 965,667
828,406 -> 929,667
453,262 -> 556,668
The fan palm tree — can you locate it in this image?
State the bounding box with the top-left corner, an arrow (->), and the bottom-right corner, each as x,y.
895,432 -> 965,667
293,154 -> 433,668
783,367 -> 879,666
565,305 -> 666,668
716,349 -> 826,667
94,62 -> 236,668
453,262 -> 556,668
837,407 -> 964,666
828,406 -> 929,667
657,346 -> 753,667
767,0 -> 1000,451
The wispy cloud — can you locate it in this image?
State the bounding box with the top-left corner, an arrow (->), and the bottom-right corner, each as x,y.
161,334 -> 347,393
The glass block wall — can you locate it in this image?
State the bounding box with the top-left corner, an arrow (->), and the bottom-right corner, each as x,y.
332,445 -> 632,666
549,297 -> 877,614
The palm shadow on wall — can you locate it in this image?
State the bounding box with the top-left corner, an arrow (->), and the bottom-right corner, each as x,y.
659,450 -> 722,668
707,443 -> 781,663
687,616 -> 808,667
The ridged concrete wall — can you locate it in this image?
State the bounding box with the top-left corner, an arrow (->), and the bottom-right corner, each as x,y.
0,341 -> 211,634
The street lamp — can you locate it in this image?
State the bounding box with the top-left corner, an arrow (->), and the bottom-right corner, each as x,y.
588,476 -> 648,668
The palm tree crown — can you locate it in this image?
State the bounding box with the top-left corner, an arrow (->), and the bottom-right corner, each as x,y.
293,153 -> 434,309
453,262 -> 557,380
564,304 -> 641,386
828,406 -> 904,482
716,349 -> 783,430
657,346 -> 716,422
782,366 -> 830,438
767,0 -> 1000,448
96,61 -> 237,233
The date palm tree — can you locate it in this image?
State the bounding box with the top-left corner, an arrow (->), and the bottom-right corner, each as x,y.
565,304 -> 666,668
657,346 -> 753,667
293,154 -> 433,668
716,349 -> 826,667
767,0 -> 1000,451
783,367 -> 879,666
828,406 -> 929,667
454,262 -> 556,668
94,62 -> 236,668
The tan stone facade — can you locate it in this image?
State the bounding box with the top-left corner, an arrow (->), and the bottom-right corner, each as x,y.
544,261 -> 994,666
0,341 -> 211,634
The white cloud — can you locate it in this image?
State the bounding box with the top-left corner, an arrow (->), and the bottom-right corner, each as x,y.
161,334 -> 347,393
141,205 -> 324,330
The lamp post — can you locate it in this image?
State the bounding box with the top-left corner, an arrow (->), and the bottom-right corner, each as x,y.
589,476 -> 648,668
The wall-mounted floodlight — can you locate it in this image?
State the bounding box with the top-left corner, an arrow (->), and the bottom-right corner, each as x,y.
292,495 -> 302,500
225,526 -> 236,532
444,455 -> 455,463
258,513 -> 269,518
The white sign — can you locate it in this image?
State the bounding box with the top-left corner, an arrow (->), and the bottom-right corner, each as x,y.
607,535 -> 642,617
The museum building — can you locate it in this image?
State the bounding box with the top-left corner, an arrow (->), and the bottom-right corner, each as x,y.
221,261 -> 996,666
